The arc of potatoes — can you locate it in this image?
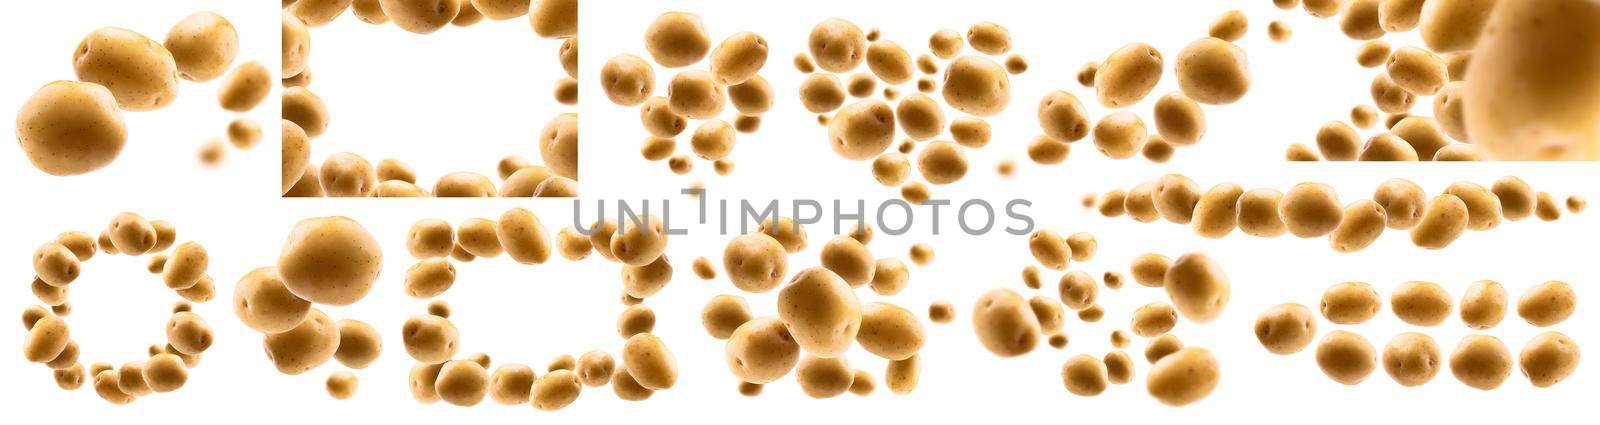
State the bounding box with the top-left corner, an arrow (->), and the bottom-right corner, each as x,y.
280,0 -> 579,198
1254,279 -> 1579,389
23,212 -> 218,405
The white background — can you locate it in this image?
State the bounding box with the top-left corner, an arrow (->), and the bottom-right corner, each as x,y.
2,0 -> 1595,423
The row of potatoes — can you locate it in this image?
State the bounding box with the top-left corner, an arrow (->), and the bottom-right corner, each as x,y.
1277,0 -> 1600,160
1092,175 -> 1582,251
1255,280 -> 1579,388
598,11 -> 776,178
22,214 -> 217,404
15,11 -> 270,176
280,0 -> 579,197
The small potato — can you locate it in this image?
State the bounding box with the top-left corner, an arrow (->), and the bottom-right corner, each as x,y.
1209,10 -> 1248,41
1175,37 -> 1250,105
857,302 -> 925,360
1237,188 -> 1288,237
120,362 -> 154,396
620,254 -> 673,299
621,333 -> 677,390
536,113 -> 579,180
1388,46 -> 1449,96
353,0 -> 390,24
292,0 -> 355,27
402,314 -> 459,364
488,364 -> 535,405
139,353 -> 187,393
1536,192 -> 1563,221
108,212 -> 157,255
710,31 -> 768,86
93,370 -> 135,404
73,27 -> 179,112
436,360 -> 489,406
1317,330 -> 1377,385
233,267 -> 311,334
667,71 -> 726,120
1063,233 -> 1097,262
728,76 -> 773,115
1370,72 -> 1416,114
530,370 -> 580,411
497,208 -> 554,265
897,93 -> 945,141
263,309 -> 340,375
820,236 -> 875,287
1095,43 -> 1163,108
33,277 -> 68,306
758,216 -> 808,253
966,22 -> 1011,55
1373,178 -> 1427,229
702,295 -> 752,340
610,214 -> 667,267
1163,253 -> 1230,323
1518,280 -> 1576,327
380,0 -> 461,34
1410,194 -> 1469,249
164,12 -> 238,82
941,56 -> 1011,117
1451,334 -> 1512,390
1444,182 -> 1502,230
916,141 -> 968,185
1304,0 -> 1343,17
1130,253 -> 1171,287
1076,61 -> 1099,87
1316,121 -> 1361,161
1093,112 -> 1148,159
1340,0 -> 1384,39
278,217 -> 382,306
1153,92 -> 1205,146
1460,280 -> 1508,330
928,301 -> 955,324
1119,184 -> 1155,221
867,40 -> 913,84
908,244 -> 934,265
1153,174 -> 1201,224
849,370 -> 876,396
23,316 -> 69,363
575,351 -> 615,388
281,121 -> 311,194
1520,331 -> 1580,387
1392,281 -> 1454,326
55,231 -> 96,262
929,29 -> 963,59
972,288 -> 1041,357
1381,332 -> 1443,387
1280,183 -> 1343,238
809,18 -> 867,73
796,355 -> 853,399
326,371 -> 358,400
1132,302 -> 1179,337
282,86 -> 328,137
1328,200 -> 1387,253
777,268 -> 862,357
1062,354 -> 1108,396
15,81 -> 128,176
1028,230 -> 1071,270
950,117 -> 992,148
1146,347 -> 1219,406
406,219 -> 454,260
1030,297 -> 1066,332
1058,271 -> 1099,310
162,242 -> 208,290
335,319 -> 381,369
689,119 -> 736,161
55,364 -> 86,390
1026,136 -> 1071,165
828,99 -> 897,160
1390,116 -> 1452,160
227,117 -> 262,149
725,316 -> 800,384
799,74 -> 846,113
1191,183 -> 1243,238
1322,282 -> 1383,324
1255,303 -> 1316,355
601,54 -> 654,106
617,304 -> 656,338
1268,20 -> 1293,42
724,233 -> 788,292
1037,90 -> 1090,143
410,362 -> 444,403
32,243 -> 80,287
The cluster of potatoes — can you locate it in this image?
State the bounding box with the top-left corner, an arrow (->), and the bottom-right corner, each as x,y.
1256,279 -> 1579,389
1039,12 -> 1250,164
232,216 -> 384,399
789,20 -> 1022,203
1092,175 -> 1582,251
23,213 -> 216,404
991,243 -> 1228,406
280,0 -> 579,197
1274,0 -> 1600,160
14,11 -> 268,175
400,209 -> 683,408
687,219 -> 931,397
599,11 -> 777,179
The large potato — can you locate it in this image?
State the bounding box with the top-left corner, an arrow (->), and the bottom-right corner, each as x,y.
15,81 -> 126,176
277,217 -> 383,306
73,27 -> 179,111
1464,0 -> 1600,160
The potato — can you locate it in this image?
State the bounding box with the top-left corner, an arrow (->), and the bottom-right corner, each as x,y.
1391,281 -> 1454,326
1255,303 -> 1317,355
1386,47 -> 1448,98
1445,334 -> 1512,390
282,11 -> 311,78
963,22 -> 1010,55
1028,296 -> 1065,333
121,362 -> 154,396
941,56 -> 1010,117
282,86 -> 328,138
55,363 -> 86,390
1150,92 -> 1206,146
163,12 -> 238,83
1036,91 -> 1090,143
758,217 -> 807,253
1093,112 -> 1148,159
722,316 -> 800,384
1131,302 -> 1178,338
1451,280 -> 1509,330
1095,43 -> 1163,107
608,214 -> 666,267
1175,38 -> 1250,104
1370,72 -> 1416,114
1321,282 -> 1381,325
15,81 -> 127,176
795,355 -> 853,399
1127,253 -> 1169,288
896,93 -> 944,141
107,212 -> 156,255
777,268 -> 861,357
972,288 -> 1041,357
916,141 -> 968,184
277,216 -> 382,306
1410,194 -> 1469,249
23,315 -> 69,363
351,0 -> 390,24
1280,183 -> 1343,238
1060,354 -> 1108,397
1316,330 -> 1377,385
927,301 -> 955,324
1314,121 -> 1360,161
1519,331 -> 1580,387
32,243 -> 80,288
1150,174 -> 1200,224
529,369 -> 580,411
433,360 -> 488,406
1163,253 -> 1229,323
828,100 -> 896,160
1058,271 -> 1099,311
697,295 -> 752,340
263,309 -> 339,375
380,0 -> 460,34
728,76 -> 773,115
1191,183 -> 1243,238
231,267 -> 309,334
798,73 -> 846,113
321,371 -> 358,400
291,0 -> 354,26
946,118 -> 992,149
619,333 -> 677,390
72,27 -> 179,111
617,304 -> 655,338
1373,178 -> 1426,229
600,54 -> 655,107
815,236 -> 872,287
925,29 -> 962,59
1146,347 -> 1218,406
707,31 -> 768,86
409,362 -> 445,403
1236,188 -> 1288,237
864,40 -> 913,85
1209,10 -> 1248,41
486,363 -> 536,405
857,303 -> 924,361
331,319 -> 381,369
1329,200 -> 1386,253
1466,0 -> 1600,159
277,122 -> 312,194
32,277 -> 68,306
620,253 -> 673,299
1419,0 -> 1497,53
401,314 -> 458,364
809,19 -> 866,72
1443,182 -> 1503,230
1518,280 -> 1576,327
1027,230 -> 1071,270
716,233 -> 787,293
161,242 -> 208,290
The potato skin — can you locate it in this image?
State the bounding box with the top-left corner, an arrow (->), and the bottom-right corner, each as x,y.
164,11 -> 239,82
971,288 -> 1041,357
277,217 -> 383,306
1164,253 -> 1230,323
1146,347 -> 1219,406
777,268 -> 862,358
15,81 -> 127,176
1465,0 -> 1600,160
73,27 -> 179,112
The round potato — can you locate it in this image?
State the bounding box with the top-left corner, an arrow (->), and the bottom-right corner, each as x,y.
164,11 -> 238,82
263,309 -> 340,375
941,56 -> 1010,117
1175,37 -> 1250,104
1316,330 -> 1377,385
1519,331 -> 1580,387
1280,183 -> 1343,238
777,268 -> 862,357
809,18 -> 867,73
277,216 -> 383,306
972,288 -> 1041,357
1459,280 -> 1508,330
1517,280 -> 1576,327
1451,334 -> 1512,390
1255,303 -> 1316,355
15,81 -> 127,176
